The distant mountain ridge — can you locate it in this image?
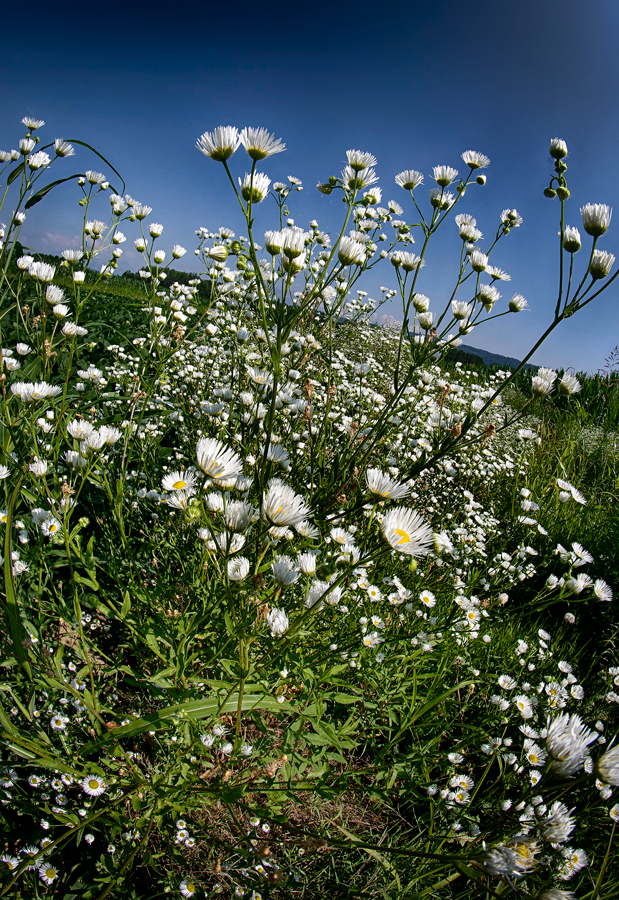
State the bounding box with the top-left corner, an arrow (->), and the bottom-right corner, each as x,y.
457,343 -> 537,371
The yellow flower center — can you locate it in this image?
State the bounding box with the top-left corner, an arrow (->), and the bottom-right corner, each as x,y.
393,528 -> 410,544
89,779 -> 100,789
173,480 -> 186,490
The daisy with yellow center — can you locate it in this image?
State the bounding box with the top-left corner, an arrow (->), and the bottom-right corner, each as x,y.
162,468 -> 197,493
196,437 -> 243,483
263,478 -> 311,526
365,467 -> 410,500
81,774 -> 106,796
380,508 -> 433,557
39,865 -> 58,885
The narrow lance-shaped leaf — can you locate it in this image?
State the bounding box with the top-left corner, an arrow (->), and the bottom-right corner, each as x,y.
65,139 -> 126,195
79,693 -> 291,755
24,174 -> 85,211
2,476 -> 32,679
7,161 -> 25,186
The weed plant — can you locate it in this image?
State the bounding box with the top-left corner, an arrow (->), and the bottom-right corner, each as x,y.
0,120 -> 617,899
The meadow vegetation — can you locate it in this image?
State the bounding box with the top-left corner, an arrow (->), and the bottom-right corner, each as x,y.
0,119 -> 617,899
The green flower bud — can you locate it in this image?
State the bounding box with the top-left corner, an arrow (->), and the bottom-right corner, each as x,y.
549,138 -> 568,159
185,501 -> 202,525
544,188 -> 557,199
556,186 -> 570,200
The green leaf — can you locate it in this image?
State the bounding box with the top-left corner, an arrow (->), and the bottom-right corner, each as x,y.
144,631 -> 165,659
327,693 -> 361,705
7,161 -> 25,185
2,475 -> 32,678
224,612 -> 235,636
73,571 -> 99,591
20,486 -> 39,504
0,698 -> 20,737
80,693 -> 290,753
84,534 -> 95,570
409,680 -> 474,725
24,174 -> 83,210
64,140 -> 126,194
120,592 -> 131,619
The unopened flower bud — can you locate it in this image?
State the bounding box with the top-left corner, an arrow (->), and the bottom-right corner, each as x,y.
208,245 -> 229,261
581,203 -> 612,237
562,226 -> 581,253
509,294 -> 528,312
549,138 -> 568,159
589,249 -> 615,280
558,373 -> 582,395
413,293 -> 430,312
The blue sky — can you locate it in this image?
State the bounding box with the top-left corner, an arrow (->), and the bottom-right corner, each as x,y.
2,0 -> 619,372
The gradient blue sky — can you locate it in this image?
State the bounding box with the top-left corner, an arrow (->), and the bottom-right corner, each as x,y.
2,0 -> 619,372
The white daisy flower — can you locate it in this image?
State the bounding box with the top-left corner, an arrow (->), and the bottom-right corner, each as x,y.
380,508 -> 433,557
161,468 -> 197,492
81,775 -> 106,797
